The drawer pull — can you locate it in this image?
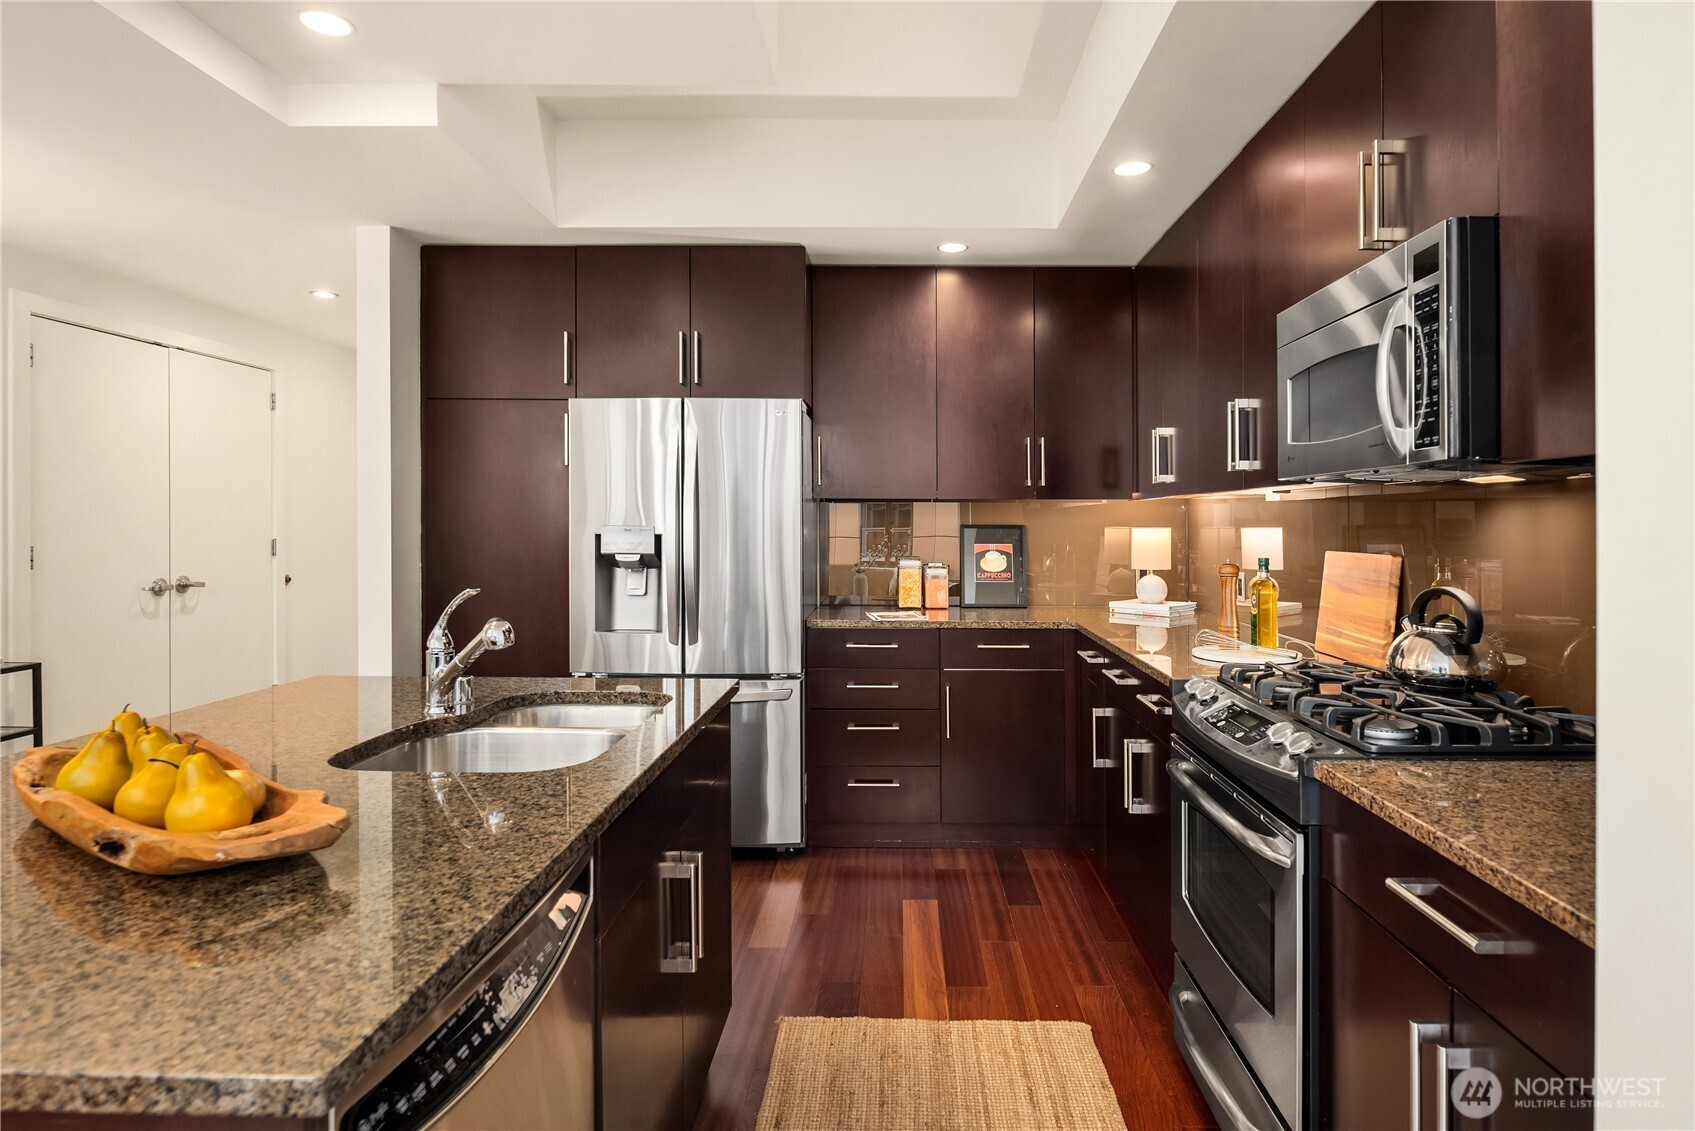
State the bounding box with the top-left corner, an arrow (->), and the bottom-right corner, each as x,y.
1136,693 -> 1173,716
1104,669 -> 1142,686
845,641 -> 899,649
1384,878 -> 1510,955
847,779 -> 901,788
1076,649 -> 1110,664
846,723 -> 901,732
977,643 -> 1031,649
845,682 -> 900,690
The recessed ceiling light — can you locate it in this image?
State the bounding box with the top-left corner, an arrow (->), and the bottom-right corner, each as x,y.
937,242 -> 968,254
1113,160 -> 1153,177
309,289 -> 340,300
1462,473 -> 1525,485
298,10 -> 354,36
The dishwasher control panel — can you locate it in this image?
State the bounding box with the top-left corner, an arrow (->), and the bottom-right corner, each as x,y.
340,890 -> 586,1131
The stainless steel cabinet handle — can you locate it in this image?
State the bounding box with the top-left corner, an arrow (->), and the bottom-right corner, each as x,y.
1173,990 -> 1282,1131
562,411 -> 570,466
1151,427 -> 1177,484
1371,138 -> 1410,244
1408,1020 -> 1447,1131
173,575 -> 206,594
1171,761 -> 1295,869
1357,149 -> 1374,251
691,329 -> 701,385
1025,436 -> 1032,487
847,723 -> 900,732
1433,1043 -> 1475,1131
845,641 -> 899,649
678,330 -> 687,386
1075,649 -> 1109,665
945,683 -> 951,739
1091,707 -> 1119,768
143,577 -> 170,597
1136,693 -> 1173,716
847,779 -> 901,788
658,850 -> 703,973
732,687 -> 794,703
1125,739 -> 1158,814
562,330 -> 570,385
1104,669 -> 1141,686
845,682 -> 899,689
976,643 -> 1030,650
815,436 -> 824,488
1384,878 -> 1510,954
1226,400 -> 1239,471
1039,437 -> 1047,487
1233,399 -> 1262,471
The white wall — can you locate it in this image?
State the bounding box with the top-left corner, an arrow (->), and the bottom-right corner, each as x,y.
0,244 -> 358,681
1593,3 -> 1695,1126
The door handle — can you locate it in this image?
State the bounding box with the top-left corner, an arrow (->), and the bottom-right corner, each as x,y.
678,330 -> 687,386
846,723 -> 900,732
732,687 -> 794,703
847,779 -> 901,788
143,577 -> 170,597
976,643 -> 1030,650
562,329 -> 570,386
1151,427 -> 1177,484
1357,149 -> 1375,251
845,682 -> 899,690
815,436 -> 824,489
1170,760 -> 1295,869
1104,669 -> 1141,686
1136,693 -> 1173,716
1091,707 -> 1119,768
1039,436 -> 1047,487
1226,400 -> 1239,471
845,641 -> 899,649
945,683 -> 951,739
1025,436 -> 1032,488
692,330 -> 701,386
1126,739 -> 1157,814
173,575 -> 207,594
1433,1042 -> 1476,1131
1384,878 -> 1511,954
1371,138 -> 1410,244
1075,649 -> 1109,665
1375,295 -> 1417,458
658,850 -> 703,973
1409,1020 -> 1447,1131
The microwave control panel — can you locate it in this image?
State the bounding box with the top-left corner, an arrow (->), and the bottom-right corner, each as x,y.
1411,285 -> 1443,450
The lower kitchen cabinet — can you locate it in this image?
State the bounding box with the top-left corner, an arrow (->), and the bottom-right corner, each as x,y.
940,666 -> 1066,825
1104,673 -> 1172,988
598,718 -> 731,1131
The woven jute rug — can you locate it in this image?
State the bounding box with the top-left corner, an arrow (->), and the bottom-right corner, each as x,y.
753,1016 -> 1130,1131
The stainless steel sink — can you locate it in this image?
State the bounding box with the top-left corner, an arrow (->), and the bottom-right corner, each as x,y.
483,703 -> 660,730
353,726 -> 626,773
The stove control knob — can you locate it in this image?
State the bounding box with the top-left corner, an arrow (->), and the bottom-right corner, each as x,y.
1266,722 -> 1296,746
1284,731 -> 1315,756
1184,677 -> 1220,703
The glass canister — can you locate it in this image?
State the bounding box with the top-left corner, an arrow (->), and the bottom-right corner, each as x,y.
897,557 -> 924,609
923,562 -> 950,609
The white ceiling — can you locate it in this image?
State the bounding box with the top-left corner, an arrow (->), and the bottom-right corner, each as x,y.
2,1 -> 1369,348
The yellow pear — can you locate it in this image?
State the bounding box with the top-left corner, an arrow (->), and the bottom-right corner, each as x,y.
153,741 -> 191,768
54,729 -> 131,809
226,769 -> 268,813
164,752 -> 254,834
131,723 -> 177,766
113,758 -> 180,828
112,705 -> 145,770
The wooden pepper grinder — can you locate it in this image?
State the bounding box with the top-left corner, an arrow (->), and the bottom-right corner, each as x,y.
1217,560 -> 1241,637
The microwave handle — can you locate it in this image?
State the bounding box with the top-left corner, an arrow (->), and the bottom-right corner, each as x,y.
1374,295 -> 1417,458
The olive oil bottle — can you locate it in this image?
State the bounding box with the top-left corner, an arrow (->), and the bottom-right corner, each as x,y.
1249,557 -> 1279,648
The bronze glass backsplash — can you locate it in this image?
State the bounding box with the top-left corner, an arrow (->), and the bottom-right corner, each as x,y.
820,478 -> 1594,711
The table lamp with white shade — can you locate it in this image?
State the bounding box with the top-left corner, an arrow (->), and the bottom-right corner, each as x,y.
1130,526 -> 1173,603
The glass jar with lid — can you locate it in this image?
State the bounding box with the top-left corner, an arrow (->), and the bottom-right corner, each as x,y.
924,562 -> 950,609
897,558 -> 924,609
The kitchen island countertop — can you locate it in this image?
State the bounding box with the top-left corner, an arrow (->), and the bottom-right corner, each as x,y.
1,674 -> 737,1120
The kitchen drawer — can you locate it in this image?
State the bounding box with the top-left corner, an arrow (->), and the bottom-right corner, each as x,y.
809,765 -> 941,824
807,629 -> 938,669
1109,668 -> 1174,740
808,668 -> 939,710
939,629 -> 1065,670
807,709 -> 940,766
1322,786 -> 1594,1078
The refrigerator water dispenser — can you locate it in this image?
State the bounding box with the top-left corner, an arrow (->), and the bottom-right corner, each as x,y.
595,526 -> 662,632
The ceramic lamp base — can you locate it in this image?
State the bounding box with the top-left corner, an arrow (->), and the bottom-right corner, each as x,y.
1136,571 -> 1169,604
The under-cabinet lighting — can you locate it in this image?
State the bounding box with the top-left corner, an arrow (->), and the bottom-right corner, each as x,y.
1462,474 -> 1526,485
308,289 -> 340,299
1113,160 -> 1153,177
299,10 -> 355,36
937,242 -> 969,254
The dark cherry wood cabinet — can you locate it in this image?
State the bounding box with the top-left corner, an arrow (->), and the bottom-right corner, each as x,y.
1134,212 -> 1199,499
421,246 -> 575,399
1451,994 -> 1591,1131
1297,4 -> 1383,298
687,246 -> 809,399
1381,0 -> 1499,235
678,759 -> 733,1126
575,246 -> 692,397
1239,99 -> 1305,491
421,399 -> 569,676
1034,268 -> 1136,498
810,266 -> 938,500
940,666 -> 1066,825
935,267 -> 1036,500
1193,163 -> 1248,496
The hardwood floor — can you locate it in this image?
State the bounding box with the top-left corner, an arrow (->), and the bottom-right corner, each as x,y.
692,846 -> 1218,1131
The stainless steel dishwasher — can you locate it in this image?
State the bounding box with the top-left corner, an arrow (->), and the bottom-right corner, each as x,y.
333,856 -> 595,1131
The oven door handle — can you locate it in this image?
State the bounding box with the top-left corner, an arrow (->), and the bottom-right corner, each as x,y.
1170,761 -> 1295,870
1172,989 -> 1283,1131
1374,294 -> 1416,458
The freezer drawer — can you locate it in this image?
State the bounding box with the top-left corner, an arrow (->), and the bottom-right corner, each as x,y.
730,679 -> 804,848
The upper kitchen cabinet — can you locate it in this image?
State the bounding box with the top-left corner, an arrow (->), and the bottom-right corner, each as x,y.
936,267 -> 1035,500
575,246 -> 692,396
1033,268 -> 1136,498
1240,100 -> 1305,490
421,246 -> 575,399
811,266 -> 939,500
687,246 -> 810,399
1134,212 -> 1199,499
1297,3 -> 1382,297
1194,163 -> 1249,496
1380,0 -> 1499,234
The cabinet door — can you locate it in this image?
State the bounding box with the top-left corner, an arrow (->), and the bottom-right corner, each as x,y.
1194,166 -> 1247,495
1077,661 -> 1110,840
421,400 -> 569,676
1451,993 -> 1590,1130
1382,0 -> 1499,235
810,267 -> 938,499
421,246 -> 575,399
940,668 -> 1066,825
575,246 -> 691,397
1110,708 -> 1171,989
688,247 -> 808,399
1240,99 -> 1306,490
936,267 -> 1035,500
1134,213 -> 1199,499
678,722 -> 733,1130
1323,882 -> 1453,1131
599,861 -> 686,1131
1298,4 -> 1383,297
1033,268 -> 1136,498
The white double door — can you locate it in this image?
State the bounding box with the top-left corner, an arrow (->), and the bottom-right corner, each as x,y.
30,315 -> 274,741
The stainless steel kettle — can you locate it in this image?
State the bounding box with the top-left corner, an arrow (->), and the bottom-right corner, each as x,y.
1385,586 -> 1505,686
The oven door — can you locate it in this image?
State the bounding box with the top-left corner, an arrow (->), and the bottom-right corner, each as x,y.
1170,744 -> 1304,1129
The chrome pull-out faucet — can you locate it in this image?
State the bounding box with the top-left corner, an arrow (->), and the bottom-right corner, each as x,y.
425,588 -> 516,715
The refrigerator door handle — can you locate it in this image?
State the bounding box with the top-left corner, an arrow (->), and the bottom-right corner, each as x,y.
732,687 -> 794,703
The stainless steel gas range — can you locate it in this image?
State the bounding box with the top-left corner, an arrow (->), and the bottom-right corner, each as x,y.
1167,660 -> 1596,1131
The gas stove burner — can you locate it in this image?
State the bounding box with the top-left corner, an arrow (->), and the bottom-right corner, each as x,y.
1360,716 -> 1423,743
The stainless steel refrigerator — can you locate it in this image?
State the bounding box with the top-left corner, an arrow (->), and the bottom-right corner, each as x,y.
567,398 -> 813,848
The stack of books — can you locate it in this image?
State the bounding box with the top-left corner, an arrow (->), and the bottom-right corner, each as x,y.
1107,599 -> 1198,626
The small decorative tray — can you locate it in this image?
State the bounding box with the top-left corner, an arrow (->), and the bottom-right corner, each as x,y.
9,732 -> 349,875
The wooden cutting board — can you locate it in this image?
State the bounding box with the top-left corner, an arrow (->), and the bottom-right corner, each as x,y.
1314,551 -> 1403,667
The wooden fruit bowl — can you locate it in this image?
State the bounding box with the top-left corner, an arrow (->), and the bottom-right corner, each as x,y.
8,732 -> 349,875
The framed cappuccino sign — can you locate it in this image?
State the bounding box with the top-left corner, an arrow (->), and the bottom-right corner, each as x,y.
959,524 -> 1027,608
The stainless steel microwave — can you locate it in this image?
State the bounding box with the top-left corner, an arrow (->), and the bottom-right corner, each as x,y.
1276,217 -> 1498,482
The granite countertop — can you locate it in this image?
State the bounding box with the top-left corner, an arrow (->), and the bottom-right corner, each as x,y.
807,604 -> 1284,685
1,674 -> 737,1120
1314,759 -> 1595,947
